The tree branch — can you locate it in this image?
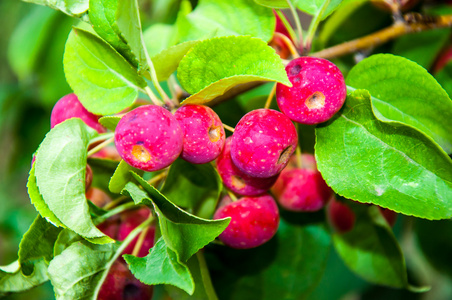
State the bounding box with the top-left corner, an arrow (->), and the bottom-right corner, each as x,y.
311,14 -> 452,60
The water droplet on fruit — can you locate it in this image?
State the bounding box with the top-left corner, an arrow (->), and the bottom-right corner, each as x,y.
132,145 -> 151,162
305,91 -> 325,109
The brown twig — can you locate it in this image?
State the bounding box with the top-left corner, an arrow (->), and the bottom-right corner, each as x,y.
311,14 -> 452,60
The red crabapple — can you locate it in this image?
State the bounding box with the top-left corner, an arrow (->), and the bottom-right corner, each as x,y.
327,198 -> 355,233
98,260 -> 152,300
114,105 -> 183,172
276,57 -> 346,125
50,93 -> 106,132
174,104 -> 225,164
272,165 -> 332,212
217,137 -> 278,196
117,208 -> 155,258
231,109 -> 298,178
213,194 -> 279,249
269,11 -> 293,59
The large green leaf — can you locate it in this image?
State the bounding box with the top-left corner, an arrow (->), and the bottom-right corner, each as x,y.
253,0 -> 289,8
347,54 -> 452,153
0,260 -> 49,297
124,237 -> 195,295
143,23 -> 176,57
152,40 -> 199,81
161,158 -> 221,218
19,215 -> 62,276
333,204 -> 423,290
207,219 -> 331,300
315,89 -> 452,220
122,174 -> 230,262
89,0 -> 149,73
34,118 -> 113,243
64,27 -> 147,115
22,0 -> 89,17
295,0 -> 343,20
48,240 -> 118,300
435,61 -> 452,100
177,0 -> 275,43
108,160 -> 143,194
178,36 -> 290,105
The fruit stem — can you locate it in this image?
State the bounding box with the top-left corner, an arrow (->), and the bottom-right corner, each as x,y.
144,86 -> 163,106
95,201 -> 136,224
147,171 -> 168,186
304,0 -> 330,54
264,83 -> 277,109
222,123 -> 235,133
275,9 -> 298,45
103,196 -> 128,210
131,225 -> 150,256
286,0 -> 304,50
87,136 -> 115,157
226,190 -> 238,202
168,74 -> 182,106
197,251 -> 219,300
93,214 -> 154,298
274,32 -> 300,58
311,14 -> 452,59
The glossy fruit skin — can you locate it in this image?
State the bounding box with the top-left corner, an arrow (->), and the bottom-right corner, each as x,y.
174,104 -> 225,164
276,57 -> 347,125
114,105 -> 183,172
213,194 -> 279,249
231,109 -> 298,178
272,168 -> 332,212
217,137 -> 279,196
50,93 -> 106,133
327,199 -> 355,233
98,260 -> 153,300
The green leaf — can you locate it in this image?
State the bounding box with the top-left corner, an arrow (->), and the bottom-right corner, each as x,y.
144,23 -> 176,57
48,240 -> 118,300
64,27 -> 147,115
207,219 -> 331,299
178,36 -> 290,105
435,61 -> 452,99
28,166 -> 65,228
392,28 -> 451,70
161,158 -> 221,218
98,116 -> 121,131
19,215 -> 62,276
22,0 -> 89,17
89,0 -> 149,73
295,0 -> 343,20
333,204 -> 426,291
152,40 -> 199,81
109,160 -> 143,194
346,54 -> 452,153
122,174 -> 230,262
315,89 -> 452,220
176,0 -> 275,43
0,260 -> 49,297
253,0 -> 289,8
7,7 -> 57,79
53,229 -> 83,257
124,237 -> 195,295
35,119 -> 113,243
415,218 -> 452,277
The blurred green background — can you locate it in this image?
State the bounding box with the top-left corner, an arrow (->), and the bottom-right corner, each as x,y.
1,0 -> 452,299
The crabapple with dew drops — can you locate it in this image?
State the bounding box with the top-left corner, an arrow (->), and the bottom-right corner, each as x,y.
174,104 -> 225,164
114,105 -> 183,172
231,108 -> 298,178
276,57 -> 347,125
50,93 -> 106,133
213,194 -> 279,249
217,137 -> 279,196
